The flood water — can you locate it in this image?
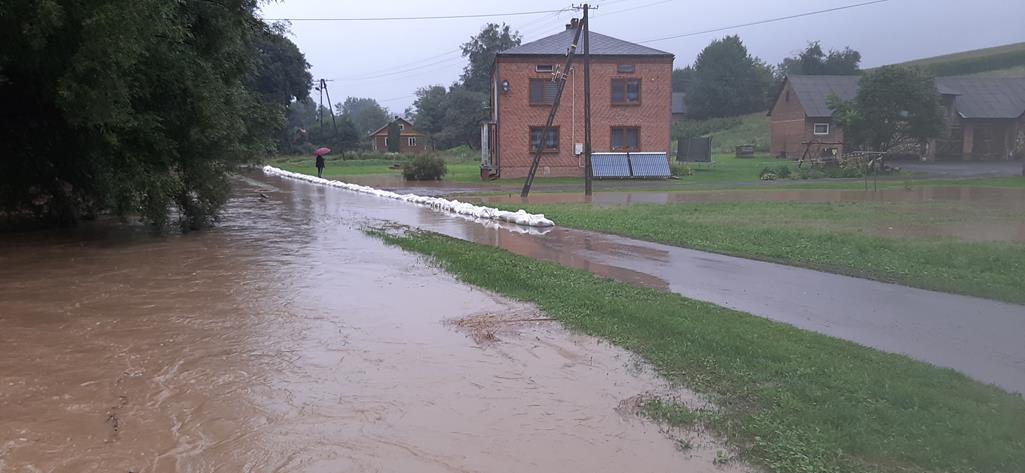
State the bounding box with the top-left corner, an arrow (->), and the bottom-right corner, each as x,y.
0,177 -> 746,472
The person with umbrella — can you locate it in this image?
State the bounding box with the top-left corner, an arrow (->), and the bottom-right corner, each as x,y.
314,147 -> 330,178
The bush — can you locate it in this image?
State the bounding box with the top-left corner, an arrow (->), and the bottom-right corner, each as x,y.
402,155 -> 447,181
774,165 -> 792,178
671,163 -> 693,177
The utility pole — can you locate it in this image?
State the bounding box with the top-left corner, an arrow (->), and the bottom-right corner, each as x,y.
582,4 -> 593,196
317,79 -> 338,134
520,7 -> 590,198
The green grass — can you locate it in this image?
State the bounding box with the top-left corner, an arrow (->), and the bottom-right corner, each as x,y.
372,230 -> 1025,473
494,201 -> 1025,304
895,41 -> 1025,77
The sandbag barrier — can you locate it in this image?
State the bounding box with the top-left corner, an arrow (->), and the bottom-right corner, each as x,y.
262,166 -> 555,228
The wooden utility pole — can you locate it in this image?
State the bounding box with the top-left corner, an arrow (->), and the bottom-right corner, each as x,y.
582,4 -> 593,196
320,78 -> 338,133
520,15 -> 585,198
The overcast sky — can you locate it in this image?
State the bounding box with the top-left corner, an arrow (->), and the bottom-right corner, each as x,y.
260,0 -> 1025,114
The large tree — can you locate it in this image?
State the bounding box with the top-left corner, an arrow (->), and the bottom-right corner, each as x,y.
0,0 -> 311,230
337,97 -> 390,137
685,35 -> 771,118
779,41 -> 861,76
407,85 -> 449,145
671,66 -> 694,93
460,23 -> 521,93
828,66 -> 944,152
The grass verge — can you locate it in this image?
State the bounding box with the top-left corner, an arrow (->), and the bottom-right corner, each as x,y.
492,202 -> 1025,305
371,230 -> 1025,473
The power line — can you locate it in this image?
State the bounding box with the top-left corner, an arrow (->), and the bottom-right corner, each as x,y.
639,0 -> 889,43
263,7 -> 573,22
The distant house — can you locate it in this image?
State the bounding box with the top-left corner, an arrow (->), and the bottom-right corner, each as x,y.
369,118 -> 432,154
769,75 -> 1025,160
481,19 -> 674,179
671,92 -> 687,123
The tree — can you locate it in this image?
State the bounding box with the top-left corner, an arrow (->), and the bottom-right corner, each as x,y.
0,0 -> 311,230
828,66 -> 944,152
685,35 -> 771,118
779,41 -> 861,76
407,85 -> 448,146
387,121 -> 400,153
671,66 -> 694,93
337,97 -> 390,137
460,23 -> 521,93
440,86 -> 489,148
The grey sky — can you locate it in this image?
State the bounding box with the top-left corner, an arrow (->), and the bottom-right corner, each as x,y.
260,0 -> 1025,114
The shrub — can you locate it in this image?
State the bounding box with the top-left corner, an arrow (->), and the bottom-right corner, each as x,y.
759,172 -> 778,181
774,165 -> 792,178
671,163 -> 694,177
402,155 -> 447,181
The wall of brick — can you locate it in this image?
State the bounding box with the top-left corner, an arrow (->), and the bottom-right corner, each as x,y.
493,55 -> 673,178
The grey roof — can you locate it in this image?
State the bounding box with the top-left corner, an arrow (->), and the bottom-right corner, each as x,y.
778,75 -> 1025,120
785,75 -> 860,118
937,76 -> 1025,119
497,29 -> 672,57
672,92 -> 687,115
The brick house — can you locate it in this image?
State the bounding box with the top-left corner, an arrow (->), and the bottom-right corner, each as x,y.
482,21 -> 674,179
369,118 -> 432,154
769,75 -> 1025,160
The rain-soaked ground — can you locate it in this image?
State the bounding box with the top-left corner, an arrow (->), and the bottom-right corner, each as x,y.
0,178 -> 747,472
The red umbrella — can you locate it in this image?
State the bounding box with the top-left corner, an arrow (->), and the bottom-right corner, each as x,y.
314,147 -> 331,157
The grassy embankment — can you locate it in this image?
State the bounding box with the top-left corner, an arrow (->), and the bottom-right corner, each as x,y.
895,41 -> 1025,77
495,201 -> 1025,305
372,230 -> 1025,473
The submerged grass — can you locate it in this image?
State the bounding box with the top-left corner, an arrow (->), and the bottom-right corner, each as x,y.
371,230 -> 1025,473
494,202 -> 1025,304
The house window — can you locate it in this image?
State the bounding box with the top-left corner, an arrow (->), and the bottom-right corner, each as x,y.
611,127 -> 640,151
529,126 -> 559,152
611,79 -> 641,105
399,123 -> 405,130
529,79 -> 558,105
384,137 -> 389,147
535,64 -> 555,73
813,123 -> 830,135
407,137 -> 417,146
617,64 -> 635,73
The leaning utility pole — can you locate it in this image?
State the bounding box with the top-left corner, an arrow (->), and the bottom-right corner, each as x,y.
319,78 -> 338,133
520,14 -> 586,198
582,4 -> 593,196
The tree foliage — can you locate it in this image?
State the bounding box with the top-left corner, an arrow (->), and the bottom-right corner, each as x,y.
337,97 -> 390,137
829,66 -> 944,152
779,41 -> 861,76
460,23 -> 521,93
685,35 -> 772,119
387,121 -> 400,153
671,66 -> 694,93
0,0 -> 311,230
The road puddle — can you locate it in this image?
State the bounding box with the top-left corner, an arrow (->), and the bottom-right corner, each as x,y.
0,179 -> 750,472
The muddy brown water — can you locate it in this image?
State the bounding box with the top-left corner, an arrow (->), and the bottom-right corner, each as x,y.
0,178 -> 748,472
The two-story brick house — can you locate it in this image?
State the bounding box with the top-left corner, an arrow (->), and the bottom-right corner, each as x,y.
482,21 -> 674,179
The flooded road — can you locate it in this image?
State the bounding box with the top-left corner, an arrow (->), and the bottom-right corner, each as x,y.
248,172 -> 1025,394
0,179 -> 745,472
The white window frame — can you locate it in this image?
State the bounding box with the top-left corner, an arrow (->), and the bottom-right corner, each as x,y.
384,137 -> 389,147
398,123 -> 405,130
813,123 -> 830,135
407,137 -> 417,146
535,64 -> 555,73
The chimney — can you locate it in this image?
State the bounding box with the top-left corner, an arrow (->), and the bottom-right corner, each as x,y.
565,18 -> 579,30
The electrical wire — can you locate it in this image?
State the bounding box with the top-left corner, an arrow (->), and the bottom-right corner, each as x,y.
263,7 -> 573,22
639,0 -> 889,43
